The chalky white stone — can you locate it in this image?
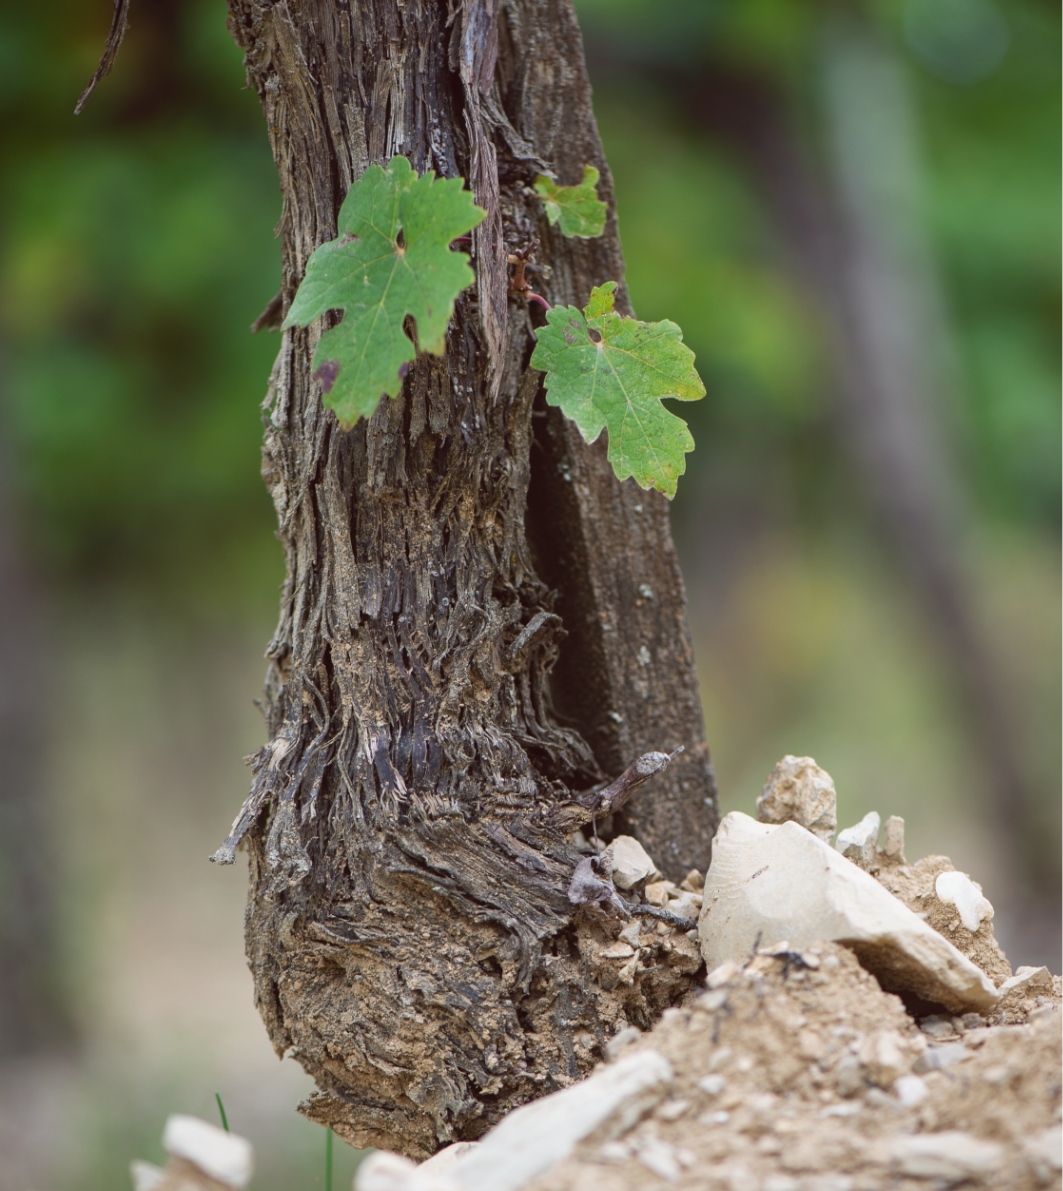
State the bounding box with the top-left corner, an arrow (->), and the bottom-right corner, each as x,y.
891,1131 -> 1004,1179
834,811 -> 880,869
605,835 -> 660,889
698,813 -> 999,1013
756,755 -> 837,842
934,871 -> 994,933
162,1116 -> 254,1188
443,1049 -> 673,1191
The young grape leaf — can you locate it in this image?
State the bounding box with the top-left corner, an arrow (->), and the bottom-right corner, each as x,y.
534,165 -> 607,239
283,156 -> 485,426
530,282 -> 705,498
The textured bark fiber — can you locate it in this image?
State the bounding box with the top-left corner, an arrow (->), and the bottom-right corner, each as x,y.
218,0 -> 719,1157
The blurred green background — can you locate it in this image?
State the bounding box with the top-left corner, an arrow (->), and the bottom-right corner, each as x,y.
0,0 -> 1057,1187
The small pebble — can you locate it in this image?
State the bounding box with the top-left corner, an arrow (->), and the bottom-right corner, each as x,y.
894,1074 -> 929,1107
820,1102 -> 861,1118
698,1074 -> 727,1096
697,989 -> 728,1013
700,1110 -> 731,1126
763,1178 -> 799,1191
707,1047 -> 733,1071
656,1098 -> 690,1121
604,1026 -> 641,1061
636,1139 -> 682,1181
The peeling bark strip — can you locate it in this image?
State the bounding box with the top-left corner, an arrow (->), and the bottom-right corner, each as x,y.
74,0 -> 132,115
222,0 -> 718,1157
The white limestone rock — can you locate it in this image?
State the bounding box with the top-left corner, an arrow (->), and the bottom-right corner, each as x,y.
891,1131 -> 1004,1180
934,870 -> 994,933
880,815 -> 906,863
129,1161 -> 166,1191
698,813 -> 1000,1014
756,756 -> 837,842
835,811 -> 881,869
605,835 -> 660,890
441,1049 -> 673,1191
355,1151 -> 462,1191
999,965 -> 1053,997
162,1116 -> 253,1188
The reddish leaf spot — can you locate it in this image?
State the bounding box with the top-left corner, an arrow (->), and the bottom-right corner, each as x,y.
315,360 -> 341,393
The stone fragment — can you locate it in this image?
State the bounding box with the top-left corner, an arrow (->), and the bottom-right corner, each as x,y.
419,1143 -> 480,1174
913,1042 -> 970,1073
445,1049 -> 673,1191
697,988 -> 728,1012
679,869 -> 705,892
1024,1125 -> 1063,1178
604,1025 -> 642,1061
763,1178 -> 799,1191
881,816 -> 906,863
935,871 -> 994,933
999,965 -> 1053,996
130,1161 -> 166,1191
834,812 -> 880,869
698,1074 -> 727,1095
601,941 -> 636,960
891,1131 -> 1004,1180
706,960 -> 741,989
756,755 -> 837,842
834,1053 -> 864,1098
644,880 -> 678,906
355,1151 -> 465,1191
666,894 -> 700,921
605,835 -> 659,890
894,1074 -> 928,1107
655,1097 -> 690,1121
617,955 -> 639,984
162,1116 -> 253,1189
858,1030 -> 910,1088
698,813 -> 999,1013
636,1139 -> 681,1181
920,1015 -> 956,1039
618,921 -> 642,948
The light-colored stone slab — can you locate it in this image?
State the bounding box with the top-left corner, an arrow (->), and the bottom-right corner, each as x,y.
891,1131 -> 1004,1179
835,811 -> 880,869
448,1049 -> 672,1191
161,1116 -> 253,1188
881,815 -> 906,862
698,813 -> 999,1014
756,756 -> 837,842
606,835 -> 660,890
999,965 -> 1053,996
130,1160 -> 166,1191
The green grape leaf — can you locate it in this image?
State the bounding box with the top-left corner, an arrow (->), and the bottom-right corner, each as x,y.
530,282 -> 705,498
283,156 -> 485,426
534,165 -> 607,239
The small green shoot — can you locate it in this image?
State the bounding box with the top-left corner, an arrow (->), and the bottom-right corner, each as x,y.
534,165 -> 607,239
324,1127 -> 334,1191
215,1092 -> 230,1132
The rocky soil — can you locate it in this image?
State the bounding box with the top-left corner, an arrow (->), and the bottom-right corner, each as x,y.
135,756 -> 1061,1191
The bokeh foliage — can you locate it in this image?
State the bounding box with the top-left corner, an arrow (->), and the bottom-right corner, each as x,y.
0,0 -> 1057,593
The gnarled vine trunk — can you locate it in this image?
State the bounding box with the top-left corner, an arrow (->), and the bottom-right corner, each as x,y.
218,0 -> 718,1156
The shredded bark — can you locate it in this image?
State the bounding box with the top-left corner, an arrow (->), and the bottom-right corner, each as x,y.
217,0 -> 719,1157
